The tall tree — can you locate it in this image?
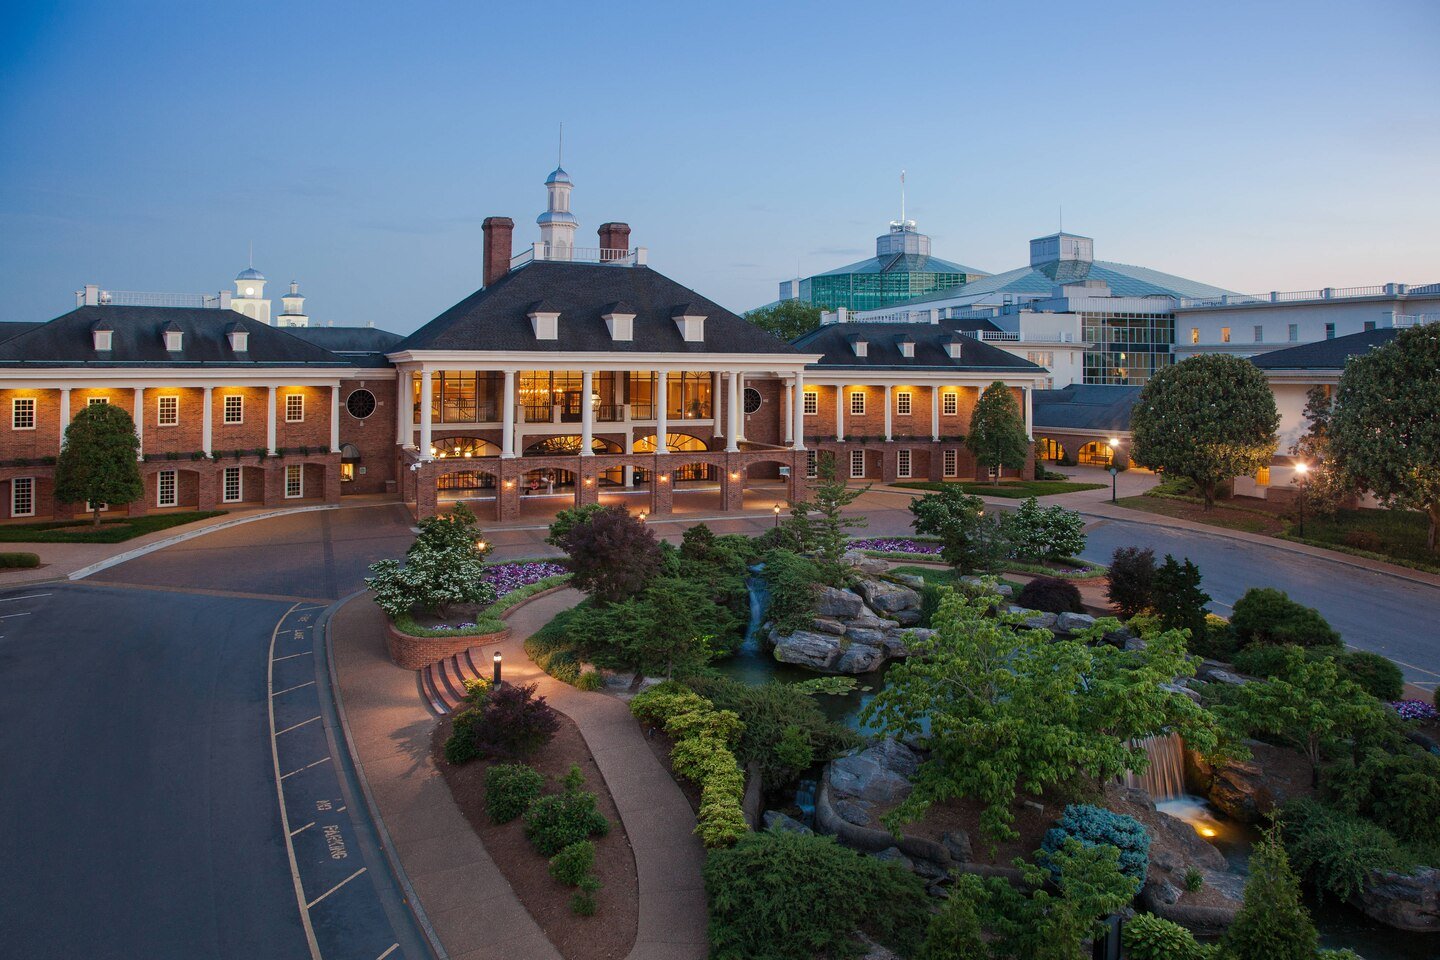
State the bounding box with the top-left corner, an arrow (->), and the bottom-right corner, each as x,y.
1222,830 -> 1319,960
966,381 -> 1029,485
54,403 -> 144,526
1329,324 -> 1440,550
555,505 -> 661,602
365,502 -> 496,619
1130,354 -> 1279,508
743,300 -> 825,341
1289,384 -> 1351,517
784,452 -> 868,585
908,486 -> 1006,574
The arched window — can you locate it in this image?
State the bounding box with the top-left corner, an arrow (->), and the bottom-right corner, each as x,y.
431,437 -> 500,459
633,432 -> 709,453
523,435 -> 622,456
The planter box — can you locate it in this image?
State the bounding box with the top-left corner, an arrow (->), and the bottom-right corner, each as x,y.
384,621 -> 509,670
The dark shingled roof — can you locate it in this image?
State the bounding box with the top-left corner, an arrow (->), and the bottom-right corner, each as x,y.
792,319 -> 1040,372
1250,328 -> 1399,370
0,306 -> 349,367
395,261 -> 801,356
0,321 -> 39,344
284,326 -> 405,369
1032,384 -> 1142,432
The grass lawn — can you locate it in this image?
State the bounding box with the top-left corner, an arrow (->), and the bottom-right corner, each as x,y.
0,510 -> 227,544
1289,508 -> 1440,574
892,479 -> 1106,498
1114,494 -> 1285,535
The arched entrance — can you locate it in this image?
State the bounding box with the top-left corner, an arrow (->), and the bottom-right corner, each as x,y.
742,459 -> 792,512
524,436 -> 622,456
634,433 -> 711,453
437,469 -> 498,501
668,461 -> 723,515
431,436 -> 500,461
521,467 -> 576,499
1077,441 -> 1116,466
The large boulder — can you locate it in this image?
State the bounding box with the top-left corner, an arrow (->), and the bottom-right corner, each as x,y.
843,550 -> 890,576
1354,866 -> 1440,932
762,810 -> 813,835
1054,612 -> 1097,636
815,586 -> 865,619
772,629 -> 842,671
1007,606 -> 1058,631
891,608 -> 923,626
855,578 -> 923,617
811,617 -> 847,636
892,573 -> 927,589
960,576 -> 1014,599
835,643 -> 887,674
868,738 -> 922,778
828,740 -> 919,805
881,626 -> 932,657
845,626 -> 889,647
1207,759 -> 1284,824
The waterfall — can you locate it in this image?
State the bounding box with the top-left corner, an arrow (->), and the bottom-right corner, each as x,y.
740,565 -> 769,655
1124,732 -> 1186,801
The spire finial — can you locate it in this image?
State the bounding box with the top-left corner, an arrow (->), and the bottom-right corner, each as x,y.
1059,203 -> 1063,233
558,122 -> 564,167
248,240 -> 253,268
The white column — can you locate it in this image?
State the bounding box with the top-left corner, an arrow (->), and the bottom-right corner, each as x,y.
712,371 -> 723,436
623,430 -> 634,487
1024,385 -> 1034,439
791,370 -> 806,451
883,384 -> 893,441
501,370 -> 516,458
835,385 -> 844,442
330,385 -> 341,453
133,387 -> 144,459
655,371 -> 669,452
58,388 -> 71,452
782,377 -> 793,445
419,368 -> 433,458
395,369 -> 410,447
580,370 -> 594,456
202,388 -> 212,456
736,372 -> 747,441
725,371 -> 740,452
930,386 -> 940,441
266,385 -> 278,455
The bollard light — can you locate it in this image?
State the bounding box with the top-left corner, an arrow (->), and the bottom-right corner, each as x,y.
493,651 -> 503,687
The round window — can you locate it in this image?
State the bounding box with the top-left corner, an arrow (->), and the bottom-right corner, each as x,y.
346,389 -> 377,419
743,387 -> 763,414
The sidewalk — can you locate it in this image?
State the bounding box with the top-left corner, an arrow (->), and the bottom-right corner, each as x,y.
330,588 -> 708,960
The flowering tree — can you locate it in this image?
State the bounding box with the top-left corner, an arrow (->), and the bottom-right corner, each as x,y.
1000,497 -> 1086,562
366,503 -> 496,619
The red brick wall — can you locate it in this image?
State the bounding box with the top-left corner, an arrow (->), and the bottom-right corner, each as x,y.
141,387 -> 206,458
275,385 -> 332,452
338,377 -> 399,495
212,386 -> 270,455
0,389 -> 63,460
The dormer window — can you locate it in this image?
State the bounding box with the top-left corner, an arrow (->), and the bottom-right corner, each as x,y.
944,337 -> 964,360
163,323 -> 184,352
528,300 -> 559,341
672,304 -> 705,343
92,324 -> 113,352
229,329 -> 249,352
896,336 -> 915,359
603,302 -> 636,342
849,337 -> 868,358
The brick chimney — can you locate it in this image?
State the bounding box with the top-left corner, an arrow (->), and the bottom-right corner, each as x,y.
598,222 -> 631,261
482,216 -> 515,287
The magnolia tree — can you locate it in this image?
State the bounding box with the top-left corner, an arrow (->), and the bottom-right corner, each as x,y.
54,404 -> 144,526
966,381 -> 1030,484
1130,354 -> 1279,509
1330,324 -> 1440,550
908,486 -> 1006,574
366,503 -> 496,619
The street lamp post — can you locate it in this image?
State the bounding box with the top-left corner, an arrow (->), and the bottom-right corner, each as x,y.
1294,461 -> 1309,538
1108,436 -> 1122,504
773,503 -> 782,528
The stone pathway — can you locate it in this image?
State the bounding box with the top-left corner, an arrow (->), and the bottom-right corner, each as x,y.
331,588 -> 708,960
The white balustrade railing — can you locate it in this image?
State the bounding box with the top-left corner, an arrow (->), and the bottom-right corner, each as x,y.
510,243 -> 644,268
1177,282 -> 1424,309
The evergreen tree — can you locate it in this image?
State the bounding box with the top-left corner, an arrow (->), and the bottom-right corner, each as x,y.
54,403 -> 144,526
1151,555 -> 1209,638
1222,830 -> 1318,960
908,486 -> 1006,574
1289,384 -> 1351,517
966,381 -> 1030,485
784,452 -> 867,585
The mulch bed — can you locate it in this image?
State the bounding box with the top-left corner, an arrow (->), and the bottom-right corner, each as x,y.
432,711 -> 638,960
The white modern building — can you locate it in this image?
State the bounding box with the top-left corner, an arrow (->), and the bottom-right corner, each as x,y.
1173,283 -> 1440,359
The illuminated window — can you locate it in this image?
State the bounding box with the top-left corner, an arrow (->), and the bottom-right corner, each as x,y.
1220,327 -> 1231,343
1190,328 -> 1199,344
285,394 -> 304,423
158,396 -> 179,426
942,392 -> 958,416
1256,467 -> 1271,486
803,390 -> 817,415
896,391 -> 911,416
340,462 -> 355,483
11,398 -> 35,430
849,391 -> 866,415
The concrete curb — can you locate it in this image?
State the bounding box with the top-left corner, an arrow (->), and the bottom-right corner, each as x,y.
321,589 -> 449,960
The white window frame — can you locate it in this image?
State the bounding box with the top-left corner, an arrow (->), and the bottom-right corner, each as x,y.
1288,323 -> 1299,342
803,390 -> 818,415
157,469 -> 177,508
943,449 -> 958,478
86,500 -> 109,513
223,395 -> 244,424
849,449 -> 866,479
1253,325 -> 1264,343
849,391 -> 866,415
284,463 -> 303,499
88,397 -> 108,406
942,392 -> 958,416
896,391 -> 911,416
157,395 -> 179,426
1220,326 -> 1231,343
222,466 -> 243,503
285,394 -> 305,423
806,449 -> 818,479
11,476 -> 34,517
897,449 -> 912,478
11,397 -> 35,431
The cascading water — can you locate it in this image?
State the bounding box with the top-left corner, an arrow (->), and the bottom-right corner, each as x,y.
740,567 -> 768,656
1124,732 -> 1187,801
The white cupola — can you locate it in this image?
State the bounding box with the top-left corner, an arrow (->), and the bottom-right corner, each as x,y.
537,165 -> 578,257
277,280 -> 309,328
232,263 -> 271,324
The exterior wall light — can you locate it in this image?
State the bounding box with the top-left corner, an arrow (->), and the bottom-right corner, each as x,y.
638,511 -> 648,523
584,477 -> 593,486
659,474 -> 669,483
729,471 -> 740,481
504,479 -> 515,489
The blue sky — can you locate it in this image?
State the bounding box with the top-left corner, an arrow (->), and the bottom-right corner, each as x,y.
2,0 -> 1437,331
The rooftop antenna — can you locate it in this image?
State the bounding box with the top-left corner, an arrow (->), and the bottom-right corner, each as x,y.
1059,204 -> 1063,234
900,169 -> 907,224
558,122 -> 564,167
248,240 -> 253,268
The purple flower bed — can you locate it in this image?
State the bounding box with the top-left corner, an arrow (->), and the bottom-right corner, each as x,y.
849,537 -> 943,556
482,560 -> 568,597
1390,699 -> 1439,722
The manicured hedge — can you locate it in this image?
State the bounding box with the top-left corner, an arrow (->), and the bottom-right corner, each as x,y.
0,511 -> 225,544
0,552 -> 40,568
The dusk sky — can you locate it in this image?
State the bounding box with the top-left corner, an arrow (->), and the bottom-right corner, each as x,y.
2,0 -> 1437,332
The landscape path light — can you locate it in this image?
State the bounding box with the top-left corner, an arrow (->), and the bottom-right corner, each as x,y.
493,650 -> 503,688
1108,436 -> 1123,504
1294,461 -> 1309,538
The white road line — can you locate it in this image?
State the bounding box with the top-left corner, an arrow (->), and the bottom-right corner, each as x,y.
272,680 -> 316,697
266,603 -> 323,960
0,593 -> 50,602
273,650 -> 313,662
0,612 -> 32,620
290,821 -> 315,837
275,716 -> 322,736
376,945 -> 398,960
306,867 -> 367,910
280,756 -> 332,780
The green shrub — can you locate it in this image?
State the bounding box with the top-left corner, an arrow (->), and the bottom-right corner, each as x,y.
1041,804 -> 1150,884
468,683 -> 559,760
762,549 -> 823,636
1222,832 -> 1318,960
1189,613 -> 1239,661
523,766 -> 611,856
548,839 -> 595,887
485,763 -> 544,823
1280,798 -> 1407,902
443,708 -> 483,765
1014,576 -> 1084,614
1122,912 -> 1209,960
1233,643 -> 1310,680
1324,748 -> 1440,846
704,830 -> 930,960
1337,650 -> 1404,701
687,676 -> 859,784
917,582 -> 944,628
1106,546 -> 1156,618
1001,497 -> 1087,563
1230,587 -> 1341,648
574,669 -> 604,692
0,552 -> 40,568
1152,555 -> 1210,638
1185,867 -> 1205,892
570,874 -> 601,916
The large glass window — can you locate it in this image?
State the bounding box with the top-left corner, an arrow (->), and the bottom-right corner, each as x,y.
628,372 -> 710,420
1080,312 -> 1176,386
423,371 -> 505,423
